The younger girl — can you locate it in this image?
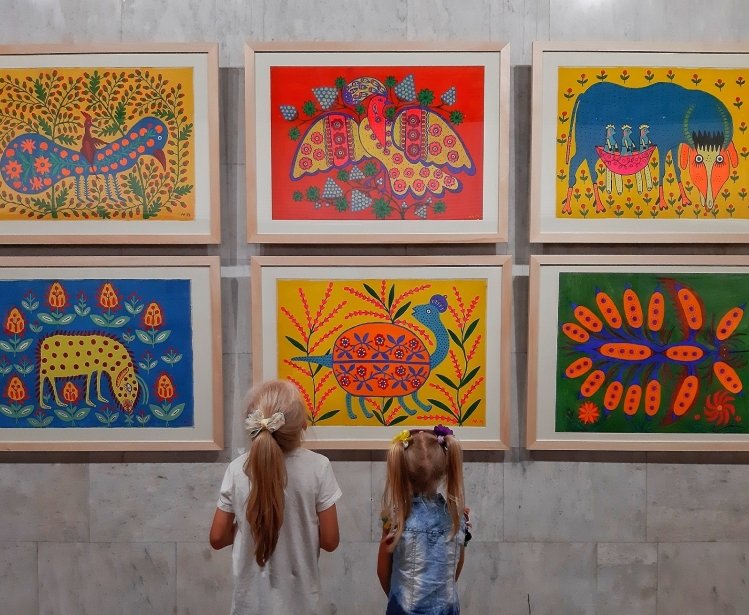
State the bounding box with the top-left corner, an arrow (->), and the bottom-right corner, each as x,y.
377,426 -> 468,615
210,380 -> 341,614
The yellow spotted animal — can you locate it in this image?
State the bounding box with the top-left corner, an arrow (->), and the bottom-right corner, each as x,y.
38,333 -> 140,412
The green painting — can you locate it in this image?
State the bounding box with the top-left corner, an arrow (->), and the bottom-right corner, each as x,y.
556,272 -> 748,434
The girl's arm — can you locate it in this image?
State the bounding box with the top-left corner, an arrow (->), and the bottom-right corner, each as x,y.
209,508 -> 236,550
377,528 -> 394,595
318,503 -> 340,552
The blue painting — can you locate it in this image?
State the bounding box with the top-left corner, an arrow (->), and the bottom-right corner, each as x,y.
0,278 -> 194,429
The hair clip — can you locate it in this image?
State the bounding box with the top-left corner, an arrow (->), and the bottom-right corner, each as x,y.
433,424 -> 454,448
244,409 -> 285,440
392,429 -> 411,448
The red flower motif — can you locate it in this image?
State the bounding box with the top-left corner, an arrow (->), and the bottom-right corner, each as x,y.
156,373 -> 175,402
143,302 -> 163,327
47,281 -> 67,309
98,282 -> 119,309
3,159 -> 22,179
578,401 -> 600,424
4,307 -> 24,335
62,381 -> 79,404
703,390 -> 736,426
5,376 -> 26,402
33,156 -> 51,175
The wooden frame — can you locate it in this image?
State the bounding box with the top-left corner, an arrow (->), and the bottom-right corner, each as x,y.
531,42 -> 749,243
0,44 -> 220,244
251,255 -> 511,449
246,42 -> 509,244
528,254 -> 749,451
0,256 -> 222,451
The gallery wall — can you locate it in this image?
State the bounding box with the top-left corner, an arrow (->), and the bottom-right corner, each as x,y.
2,0 -> 749,613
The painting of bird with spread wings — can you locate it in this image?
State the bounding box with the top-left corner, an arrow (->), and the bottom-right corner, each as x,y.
269,65 -> 486,221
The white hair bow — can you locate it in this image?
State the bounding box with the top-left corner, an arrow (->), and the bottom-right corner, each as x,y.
244,409 -> 286,440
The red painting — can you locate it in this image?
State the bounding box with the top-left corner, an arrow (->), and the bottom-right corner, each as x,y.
268,65 -> 486,221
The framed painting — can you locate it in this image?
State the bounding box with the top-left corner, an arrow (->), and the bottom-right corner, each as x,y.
0,256 -> 222,451
528,255 -> 749,451
251,256 -> 511,449
0,44 -> 220,244
246,42 -> 509,243
531,43 -> 749,243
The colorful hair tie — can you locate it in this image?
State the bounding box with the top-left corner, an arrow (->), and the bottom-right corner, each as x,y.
392,429 -> 411,448
433,424 -> 453,448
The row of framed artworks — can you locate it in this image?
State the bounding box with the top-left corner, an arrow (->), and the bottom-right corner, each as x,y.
5,255 -> 749,452
4,42 -> 749,244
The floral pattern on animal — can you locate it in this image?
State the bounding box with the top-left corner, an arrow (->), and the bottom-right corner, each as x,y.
0,278 -> 194,429
556,272 -> 749,434
277,279 -> 487,428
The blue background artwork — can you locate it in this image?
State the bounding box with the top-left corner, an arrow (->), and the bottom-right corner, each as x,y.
0,278 -> 194,429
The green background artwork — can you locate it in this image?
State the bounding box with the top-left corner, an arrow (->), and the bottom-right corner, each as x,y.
555,271 -> 749,434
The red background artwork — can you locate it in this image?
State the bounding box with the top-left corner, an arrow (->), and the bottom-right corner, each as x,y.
269,65 -> 486,221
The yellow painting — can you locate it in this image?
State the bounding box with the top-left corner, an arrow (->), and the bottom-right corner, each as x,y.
0,65 -> 196,221
556,66 -> 748,220
276,278 -> 488,428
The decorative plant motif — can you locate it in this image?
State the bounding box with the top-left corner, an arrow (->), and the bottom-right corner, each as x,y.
1,307 -> 32,355
136,301 -> 171,347
52,381 -> 90,426
0,375 -> 34,424
149,372 -> 184,426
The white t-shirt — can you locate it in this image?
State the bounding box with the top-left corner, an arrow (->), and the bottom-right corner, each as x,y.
217,448 -> 342,615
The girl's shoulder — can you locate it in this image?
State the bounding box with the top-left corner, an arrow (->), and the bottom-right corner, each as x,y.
289,447 -> 330,463
226,451 -> 249,474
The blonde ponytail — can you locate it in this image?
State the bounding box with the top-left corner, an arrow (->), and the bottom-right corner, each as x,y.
242,380 -> 306,567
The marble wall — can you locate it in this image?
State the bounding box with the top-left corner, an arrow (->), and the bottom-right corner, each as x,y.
2,0 -> 749,613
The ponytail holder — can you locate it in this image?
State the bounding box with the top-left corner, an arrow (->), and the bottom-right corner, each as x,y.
244,409 -> 286,440
392,429 -> 411,448
433,424 -> 453,449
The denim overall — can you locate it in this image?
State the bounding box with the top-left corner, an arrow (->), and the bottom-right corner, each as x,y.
386,494 -> 465,615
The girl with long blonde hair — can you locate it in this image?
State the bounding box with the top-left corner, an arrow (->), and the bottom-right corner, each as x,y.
210,380 -> 341,614
377,426 -> 469,614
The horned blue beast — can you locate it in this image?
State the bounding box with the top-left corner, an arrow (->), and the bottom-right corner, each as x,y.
564,82 -> 737,213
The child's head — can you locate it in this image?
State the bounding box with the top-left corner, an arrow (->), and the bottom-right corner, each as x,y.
243,379 -> 307,451
382,426 -> 464,547
242,379 -> 307,566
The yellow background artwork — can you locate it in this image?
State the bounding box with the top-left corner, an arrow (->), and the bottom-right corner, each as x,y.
275,278 -> 488,428
0,66 -> 195,221
556,66 -> 749,219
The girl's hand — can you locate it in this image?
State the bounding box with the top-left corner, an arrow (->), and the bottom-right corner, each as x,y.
463,507 -> 472,547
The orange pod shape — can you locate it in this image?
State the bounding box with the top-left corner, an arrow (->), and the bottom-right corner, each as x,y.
596,291 -> 622,328
580,369 -> 605,398
647,291 -> 665,332
565,356 -> 593,378
664,345 -> 704,362
573,305 -> 603,332
644,380 -> 661,416
714,361 -> 743,394
677,287 -> 702,331
599,342 -> 652,361
604,381 -> 624,411
672,375 -> 699,416
623,288 -> 643,328
623,384 -> 642,416
716,307 -> 744,341
562,322 -> 590,343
